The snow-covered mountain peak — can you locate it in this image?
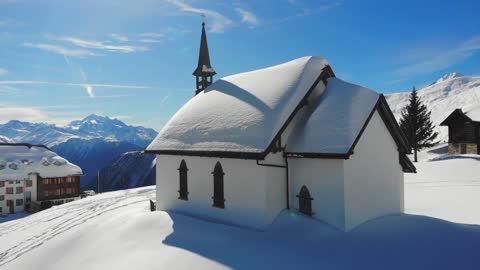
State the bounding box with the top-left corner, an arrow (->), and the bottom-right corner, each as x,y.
0,135 -> 15,143
435,72 -> 464,84
0,115 -> 157,148
386,74 -> 480,143
70,114 -> 125,127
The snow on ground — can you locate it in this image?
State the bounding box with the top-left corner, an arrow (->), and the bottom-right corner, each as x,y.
1,180 -> 479,270
405,144 -> 480,225
1,144 -> 479,269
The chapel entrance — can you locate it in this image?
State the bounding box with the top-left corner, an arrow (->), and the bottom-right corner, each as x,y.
296,185 -> 313,216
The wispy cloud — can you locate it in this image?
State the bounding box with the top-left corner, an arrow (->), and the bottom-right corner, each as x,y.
23,43 -> 99,57
283,0 -> 343,21
110,33 -> 129,42
393,36 -> 480,78
235,8 -> 259,27
0,68 -> 7,76
168,0 -> 232,33
138,32 -> 165,43
0,80 -> 150,89
0,85 -> 18,95
160,91 -> 171,105
138,32 -> 165,38
0,106 -> 48,124
60,37 -> 148,53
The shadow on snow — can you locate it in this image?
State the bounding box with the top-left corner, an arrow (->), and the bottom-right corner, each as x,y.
163,210 -> 480,270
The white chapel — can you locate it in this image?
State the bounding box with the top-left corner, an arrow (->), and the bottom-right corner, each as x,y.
146,22 -> 416,231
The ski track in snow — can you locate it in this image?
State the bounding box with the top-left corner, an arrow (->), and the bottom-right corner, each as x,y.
0,188 -> 155,266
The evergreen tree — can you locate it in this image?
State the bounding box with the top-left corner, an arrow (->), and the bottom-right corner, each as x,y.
399,87 -> 439,162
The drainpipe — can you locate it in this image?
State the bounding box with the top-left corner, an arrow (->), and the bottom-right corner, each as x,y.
285,157 -> 290,209
255,158 -> 290,210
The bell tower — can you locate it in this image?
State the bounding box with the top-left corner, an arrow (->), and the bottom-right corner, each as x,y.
193,18 -> 216,95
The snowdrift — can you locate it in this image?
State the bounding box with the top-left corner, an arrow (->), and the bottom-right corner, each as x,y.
1,186 -> 479,270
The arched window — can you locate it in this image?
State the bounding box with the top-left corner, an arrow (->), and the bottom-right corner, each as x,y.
178,160 -> 189,200
296,185 -> 313,216
212,161 -> 225,208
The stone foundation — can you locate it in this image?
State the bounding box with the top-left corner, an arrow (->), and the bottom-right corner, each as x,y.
448,143 -> 478,155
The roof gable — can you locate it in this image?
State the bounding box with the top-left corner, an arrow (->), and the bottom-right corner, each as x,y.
284,79 -> 414,172
147,56 -> 330,157
440,108 -> 480,126
285,78 -> 380,155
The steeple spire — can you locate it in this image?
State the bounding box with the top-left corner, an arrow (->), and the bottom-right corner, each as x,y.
193,18 -> 216,95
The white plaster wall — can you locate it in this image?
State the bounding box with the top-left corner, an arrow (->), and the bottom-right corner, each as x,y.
3,180 -> 27,213
343,111 -> 404,231
288,158 -> 346,230
156,154 -> 283,229
263,152 -> 287,223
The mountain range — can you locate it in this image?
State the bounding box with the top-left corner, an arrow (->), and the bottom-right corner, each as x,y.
0,114 -> 157,148
0,115 -> 158,192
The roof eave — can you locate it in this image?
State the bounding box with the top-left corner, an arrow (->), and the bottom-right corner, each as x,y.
284,152 -> 349,159
144,149 -> 266,160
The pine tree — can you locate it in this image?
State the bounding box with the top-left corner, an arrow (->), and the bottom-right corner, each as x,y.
399,87 -> 439,162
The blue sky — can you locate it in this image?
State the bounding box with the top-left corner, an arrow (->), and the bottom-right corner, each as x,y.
0,0 -> 479,131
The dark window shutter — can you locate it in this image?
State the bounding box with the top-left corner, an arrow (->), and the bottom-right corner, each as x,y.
212,162 -> 225,208
178,160 -> 189,200
296,185 -> 313,216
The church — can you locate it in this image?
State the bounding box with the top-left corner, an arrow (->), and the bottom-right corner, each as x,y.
146,22 -> 416,231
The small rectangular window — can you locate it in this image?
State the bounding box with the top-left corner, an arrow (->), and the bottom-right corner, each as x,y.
26,180 -> 33,187
6,187 -> 13,194
0,181 -> 4,187
16,199 -> 23,206
0,195 -> 4,201
8,181 -> 13,185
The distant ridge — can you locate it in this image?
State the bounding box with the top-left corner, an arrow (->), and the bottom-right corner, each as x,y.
386,73 -> 480,142
0,114 -> 158,148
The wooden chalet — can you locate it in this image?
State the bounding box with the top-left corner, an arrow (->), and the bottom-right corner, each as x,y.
440,109 -> 480,155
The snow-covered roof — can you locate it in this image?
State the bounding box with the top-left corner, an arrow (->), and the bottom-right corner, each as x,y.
147,56 -> 330,155
464,106 -> 480,122
0,144 -> 83,180
286,78 -> 380,155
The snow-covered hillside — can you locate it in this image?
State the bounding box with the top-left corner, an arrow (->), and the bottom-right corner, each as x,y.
2,158 -> 480,270
386,73 -> 480,142
0,114 -> 157,148
51,138 -> 143,189
91,151 -> 156,192
0,135 -> 15,143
